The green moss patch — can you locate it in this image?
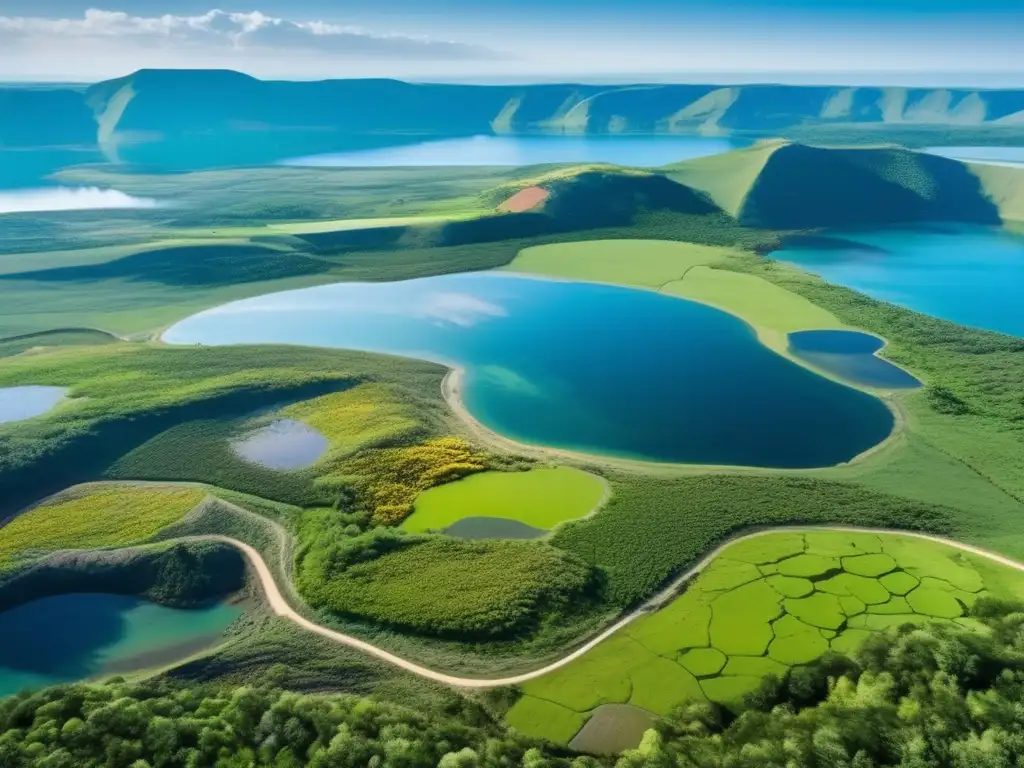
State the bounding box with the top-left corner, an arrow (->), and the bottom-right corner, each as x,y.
777,554 -> 841,578
906,588 -> 964,619
723,534 -> 806,565
842,553 -> 898,577
679,648 -> 727,676
879,571 -> 919,596
512,531 -> 1024,745
767,575 -> 814,598
784,593 -> 846,630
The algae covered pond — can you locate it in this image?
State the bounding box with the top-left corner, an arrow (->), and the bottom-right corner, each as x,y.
0,594 -> 242,696
164,273 -> 893,468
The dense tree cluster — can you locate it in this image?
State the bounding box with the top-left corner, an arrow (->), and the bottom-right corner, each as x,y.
0,679 -> 580,768
626,598 -> 1024,767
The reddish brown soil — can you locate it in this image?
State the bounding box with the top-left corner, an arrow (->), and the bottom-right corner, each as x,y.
498,185 -> 550,213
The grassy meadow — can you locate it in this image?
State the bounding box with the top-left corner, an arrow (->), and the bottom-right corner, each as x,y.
0,485 -> 204,566
508,530 -> 1024,744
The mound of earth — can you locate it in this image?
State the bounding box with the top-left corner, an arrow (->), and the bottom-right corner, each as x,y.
498,186 -> 550,213
669,142 -> 1004,229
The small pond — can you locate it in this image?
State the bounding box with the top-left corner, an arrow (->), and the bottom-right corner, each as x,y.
0,385 -> 68,424
231,419 -> 328,470
282,134 -> 748,169
570,704 -> 657,754
164,273 -> 894,469
775,225 -> 1024,337
788,330 -> 922,390
444,518 -> 547,540
0,593 -> 242,697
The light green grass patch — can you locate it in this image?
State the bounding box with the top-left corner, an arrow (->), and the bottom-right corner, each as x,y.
818,573 -> 891,605
831,629 -> 874,655
679,648 -> 727,677
629,657 -> 705,715
769,624 -> 830,665
699,676 -> 763,709
521,634 -> 636,712
720,656 -> 788,678
842,553 -> 898,578
695,559 -> 762,591
626,591 -> 711,656
879,571 -> 920,596
777,554 -> 842,579
402,467 -> 605,533
722,533 -> 805,565
803,532 -> 883,557
840,595 -> 867,616
505,697 -> 587,744
766,575 -> 814,598
662,266 -> 846,336
709,581 -> 781,656
867,596 -> 913,615
506,240 -> 735,288
906,588 -> 964,618
784,593 -> 846,630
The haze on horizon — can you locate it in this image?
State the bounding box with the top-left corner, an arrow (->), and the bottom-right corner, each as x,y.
0,0 -> 1022,85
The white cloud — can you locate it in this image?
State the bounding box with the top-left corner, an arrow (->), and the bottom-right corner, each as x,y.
0,187 -> 159,215
0,8 -> 505,61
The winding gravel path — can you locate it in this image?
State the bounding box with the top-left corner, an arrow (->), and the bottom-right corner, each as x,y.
189,525 -> 1024,689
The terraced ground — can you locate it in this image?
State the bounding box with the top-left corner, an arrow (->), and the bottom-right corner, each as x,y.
507,530 -> 1024,744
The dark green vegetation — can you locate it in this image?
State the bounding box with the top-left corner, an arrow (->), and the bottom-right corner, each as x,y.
0,678 -> 562,768
0,329 -> 119,358
552,476 -> 956,606
0,541 -> 245,612
298,533 -> 595,639
8,71 -> 1024,168
0,244 -> 333,287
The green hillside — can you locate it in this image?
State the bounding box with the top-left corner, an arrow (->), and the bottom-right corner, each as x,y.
667,142 -> 1011,229
8,73 -> 1024,170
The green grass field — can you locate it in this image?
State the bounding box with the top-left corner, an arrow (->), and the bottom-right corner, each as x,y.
508,530 -> 1024,745
505,239 -> 735,288
0,485 -> 204,565
402,467 -> 605,534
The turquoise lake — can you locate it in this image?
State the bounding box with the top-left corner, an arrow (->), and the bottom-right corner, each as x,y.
283,135 -> 747,168
775,225 -> 1024,337
163,273 -> 893,468
0,593 -> 242,697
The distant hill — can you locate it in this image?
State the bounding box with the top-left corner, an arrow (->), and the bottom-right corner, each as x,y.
666,142 -> 1006,228
4,70 -> 1024,169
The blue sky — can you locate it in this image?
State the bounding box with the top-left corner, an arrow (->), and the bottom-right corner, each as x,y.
1,1 -> 1022,83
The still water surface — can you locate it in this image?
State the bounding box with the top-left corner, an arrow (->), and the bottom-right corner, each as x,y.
164,273 -> 893,468
283,134 -> 747,168
0,594 -> 241,696
0,386 -> 68,424
788,330 -> 922,390
776,226 -> 1024,337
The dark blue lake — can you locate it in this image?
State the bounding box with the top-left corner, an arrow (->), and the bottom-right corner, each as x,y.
0,594 -> 241,697
775,226 -> 1024,337
789,330 -> 922,390
282,135 -> 747,168
164,274 -> 893,468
